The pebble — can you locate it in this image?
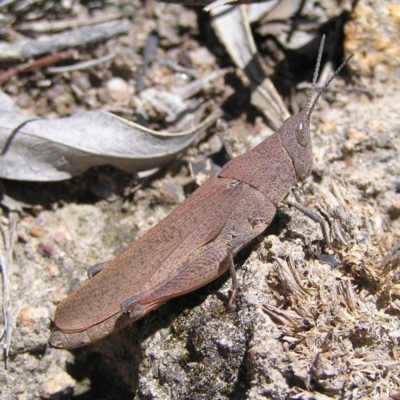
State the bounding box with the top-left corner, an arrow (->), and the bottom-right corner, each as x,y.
17,306 -> 49,329
106,77 -> 130,103
40,369 -> 76,399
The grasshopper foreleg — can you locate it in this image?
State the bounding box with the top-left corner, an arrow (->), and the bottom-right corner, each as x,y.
286,198 -> 330,242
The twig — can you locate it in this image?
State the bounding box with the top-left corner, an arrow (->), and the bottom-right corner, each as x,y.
0,51 -> 74,84
0,249 -> 10,369
136,30 -> 159,92
172,68 -> 233,100
157,57 -> 197,77
0,210 -> 17,369
0,0 -> 17,9
16,11 -> 132,34
159,0 -> 274,6
46,52 -> 116,74
0,20 -> 130,62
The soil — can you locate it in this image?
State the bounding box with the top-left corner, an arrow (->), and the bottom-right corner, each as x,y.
0,0 -> 399,399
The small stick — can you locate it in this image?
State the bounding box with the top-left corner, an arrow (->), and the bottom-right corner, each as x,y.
16,12 -> 129,34
0,50 -> 74,84
47,52 -> 116,74
0,212 -> 17,370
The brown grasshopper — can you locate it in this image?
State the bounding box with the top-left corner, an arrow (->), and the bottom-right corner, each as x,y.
49,37 -> 352,349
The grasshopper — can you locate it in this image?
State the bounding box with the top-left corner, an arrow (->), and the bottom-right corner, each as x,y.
49,37 -> 352,349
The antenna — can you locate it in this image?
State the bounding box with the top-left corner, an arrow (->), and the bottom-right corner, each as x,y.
307,50 -> 354,117
304,35 -> 326,114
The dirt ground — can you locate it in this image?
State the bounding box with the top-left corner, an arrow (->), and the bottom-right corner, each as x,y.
0,0 -> 400,399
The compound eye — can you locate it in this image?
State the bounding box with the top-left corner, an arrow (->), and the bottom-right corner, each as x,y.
296,121 -> 309,147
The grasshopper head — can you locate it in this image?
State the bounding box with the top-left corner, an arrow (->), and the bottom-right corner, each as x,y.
279,35 -> 353,183
278,111 -> 313,182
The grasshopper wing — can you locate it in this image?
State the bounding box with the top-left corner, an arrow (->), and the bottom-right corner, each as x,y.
54,174 -> 248,332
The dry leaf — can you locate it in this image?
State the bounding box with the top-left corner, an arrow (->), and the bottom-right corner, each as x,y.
210,4 -> 289,129
0,93 -> 222,181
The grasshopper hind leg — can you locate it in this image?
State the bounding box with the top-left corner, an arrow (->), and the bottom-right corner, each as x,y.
120,241 -> 230,319
226,231 -> 262,307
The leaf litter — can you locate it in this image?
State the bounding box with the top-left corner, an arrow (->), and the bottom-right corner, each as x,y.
0,95 -> 223,181
0,0 -> 399,399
